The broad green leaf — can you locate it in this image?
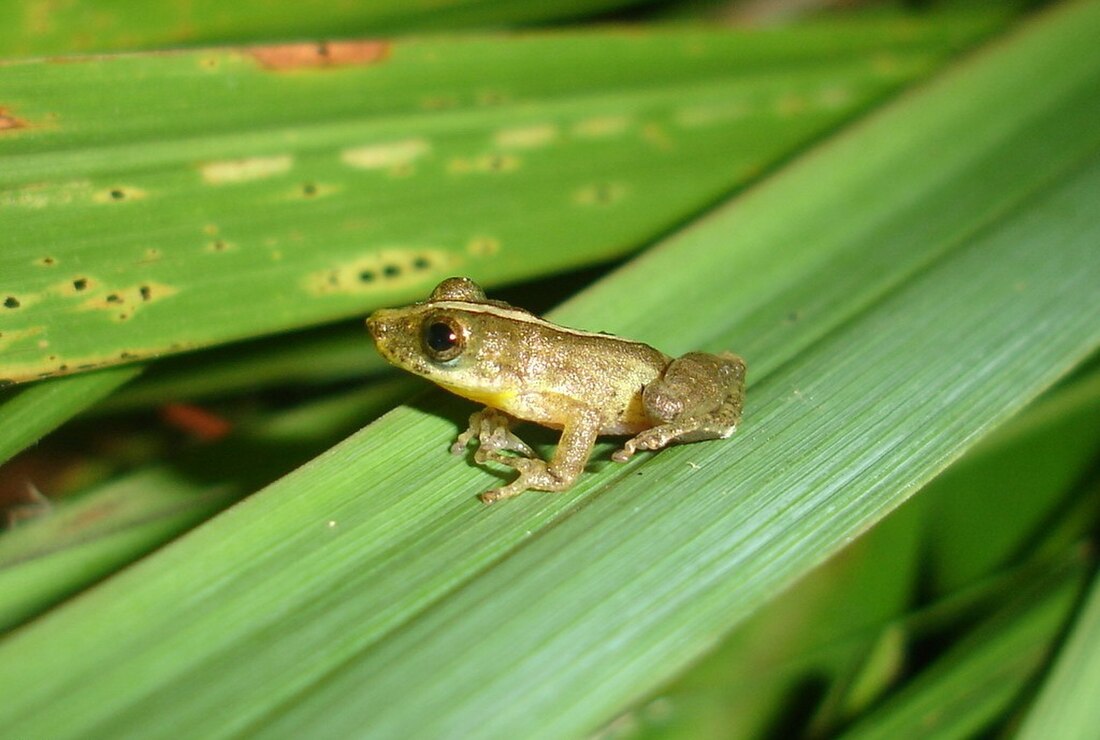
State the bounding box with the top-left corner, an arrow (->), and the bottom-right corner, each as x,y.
615,364 -> 1100,739
0,376 -> 417,632
1019,557 -> 1100,739
606,489 -> 926,739
838,564 -> 1086,740
0,2 -> 1096,737
306,147 -> 1096,739
0,14 -> 1001,384
0,0 -> 655,57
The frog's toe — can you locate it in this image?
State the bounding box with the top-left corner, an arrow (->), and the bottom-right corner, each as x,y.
485,427 -> 535,457
617,429 -> 669,461
611,442 -> 637,463
479,488 -> 505,505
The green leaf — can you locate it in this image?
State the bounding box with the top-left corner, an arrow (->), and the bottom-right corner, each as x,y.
838,562 -> 1086,740
0,15 -> 999,383
607,486 -> 927,739
0,366 -> 139,466
611,364 -> 1100,739
923,366 -> 1100,594
0,377 -> 417,632
0,0 -> 656,57
1019,557 -> 1100,739
0,2 -> 1097,737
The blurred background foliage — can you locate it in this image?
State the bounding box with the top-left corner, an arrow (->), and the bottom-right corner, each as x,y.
1,0 -> 1098,737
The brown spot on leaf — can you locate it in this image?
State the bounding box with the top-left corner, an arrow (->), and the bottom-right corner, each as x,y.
79,281 -> 178,314
0,107 -> 27,132
250,41 -> 390,71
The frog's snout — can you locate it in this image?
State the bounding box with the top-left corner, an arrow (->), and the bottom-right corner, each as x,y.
366,309 -> 397,343
365,312 -> 384,340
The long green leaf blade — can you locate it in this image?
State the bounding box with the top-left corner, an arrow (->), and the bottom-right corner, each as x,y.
261,137 -> 1100,739
1018,560 -> 1100,739
0,17 -> 997,383
0,366 -> 138,465
839,568 -> 1085,740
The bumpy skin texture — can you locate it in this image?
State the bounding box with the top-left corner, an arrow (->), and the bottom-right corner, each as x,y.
367,277 -> 746,503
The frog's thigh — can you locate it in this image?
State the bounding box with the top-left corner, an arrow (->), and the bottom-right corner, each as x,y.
614,352 -> 745,463
480,405 -> 602,504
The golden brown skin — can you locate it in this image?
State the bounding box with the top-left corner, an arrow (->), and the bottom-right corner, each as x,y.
367,277 -> 745,503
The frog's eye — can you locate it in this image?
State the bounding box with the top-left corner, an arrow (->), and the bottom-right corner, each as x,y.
422,315 -> 466,363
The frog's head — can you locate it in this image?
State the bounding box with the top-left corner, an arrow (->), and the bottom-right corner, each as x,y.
366,277 -> 532,407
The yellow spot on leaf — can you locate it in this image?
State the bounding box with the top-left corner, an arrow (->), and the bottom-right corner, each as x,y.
494,124 -> 559,150
304,248 -> 457,296
78,282 -> 179,318
201,155 -> 293,185
674,101 -> 749,128
572,116 -> 630,138
93,186 -> 148,203
342,139 -> 430,170
1,180 -> 90,209
466,236 -> 500,257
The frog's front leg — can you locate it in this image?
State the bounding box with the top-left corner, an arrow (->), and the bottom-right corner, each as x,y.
452,407 -> 535,461
613,351 -> 745,463
479,406 -> 602,504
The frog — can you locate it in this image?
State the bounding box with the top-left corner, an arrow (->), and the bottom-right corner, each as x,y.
366,277 -> 746,504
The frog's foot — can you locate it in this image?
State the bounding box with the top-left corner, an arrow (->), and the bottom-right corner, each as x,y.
478,457 -> 572,505
612,417 -> 737,463
451,407 -> 535,460
612,425 -> 679,463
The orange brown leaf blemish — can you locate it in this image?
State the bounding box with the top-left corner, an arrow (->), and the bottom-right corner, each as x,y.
0,107 -> 27,132
250,41 -> 390,71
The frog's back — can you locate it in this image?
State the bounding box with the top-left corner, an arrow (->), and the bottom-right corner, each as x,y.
502,321 -> 670,434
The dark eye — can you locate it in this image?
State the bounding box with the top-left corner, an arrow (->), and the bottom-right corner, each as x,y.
422,316 -> 465,362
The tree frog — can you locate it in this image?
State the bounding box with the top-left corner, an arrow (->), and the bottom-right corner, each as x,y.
367,277 -> 746,504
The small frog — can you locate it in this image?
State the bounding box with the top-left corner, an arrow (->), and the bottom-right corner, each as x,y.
367,277 -> 745,504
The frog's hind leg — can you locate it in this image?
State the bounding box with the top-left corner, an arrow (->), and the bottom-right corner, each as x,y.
612,352 -> 745,463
